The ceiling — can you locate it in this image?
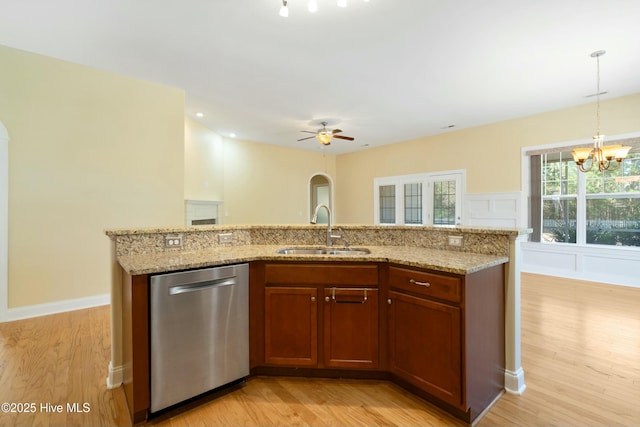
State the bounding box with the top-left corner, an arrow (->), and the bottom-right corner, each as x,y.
1,0 -> 639,155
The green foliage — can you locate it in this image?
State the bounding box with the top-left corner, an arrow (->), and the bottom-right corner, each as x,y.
541,152 -> 640,248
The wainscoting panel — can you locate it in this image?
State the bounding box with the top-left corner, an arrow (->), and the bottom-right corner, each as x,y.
464,192 -> 523,228
522,242 -> 640,288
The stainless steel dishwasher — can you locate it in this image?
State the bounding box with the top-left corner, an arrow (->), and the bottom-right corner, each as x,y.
150,263 -> 249,413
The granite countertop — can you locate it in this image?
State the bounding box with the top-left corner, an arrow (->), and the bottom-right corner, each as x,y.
106,223 -> 531,237
116,244 -> 508,276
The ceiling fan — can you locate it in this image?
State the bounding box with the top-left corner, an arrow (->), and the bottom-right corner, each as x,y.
297,121 -> 355,145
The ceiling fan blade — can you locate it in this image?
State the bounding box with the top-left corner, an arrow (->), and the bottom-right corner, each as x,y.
300,130 -> 317,134
297,136 -> 316,141
333,135 -> 354,141
331,129 -> 343,134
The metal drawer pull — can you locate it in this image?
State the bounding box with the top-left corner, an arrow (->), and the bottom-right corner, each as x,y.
330,287 -> 369,304
409,278 -> 431,288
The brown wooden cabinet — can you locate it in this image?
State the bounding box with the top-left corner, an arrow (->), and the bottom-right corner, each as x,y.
387,264 -> 505,424
264,286 -> 318,366
121,271 -> 150,424
323,287 -> 378,369
261,263 -> 380,370
389,290 -> 461,405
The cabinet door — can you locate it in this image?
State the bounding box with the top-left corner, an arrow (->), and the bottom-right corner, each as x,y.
389,290 -> 461,406
323,288 -> 379,369
264,287 -> 318,367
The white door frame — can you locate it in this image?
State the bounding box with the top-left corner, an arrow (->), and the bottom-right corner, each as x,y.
0,121 -> 9,322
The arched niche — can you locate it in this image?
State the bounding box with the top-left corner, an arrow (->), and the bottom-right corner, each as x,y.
309,173 -> 333,224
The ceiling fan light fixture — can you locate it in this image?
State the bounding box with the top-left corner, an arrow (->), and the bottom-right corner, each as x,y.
279,0 -> 289,17
308,0 -> 318,13
317,132 -> 332,145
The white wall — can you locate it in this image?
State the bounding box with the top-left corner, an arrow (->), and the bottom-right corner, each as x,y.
463,192 -> 523,228
522,243 -> 640,288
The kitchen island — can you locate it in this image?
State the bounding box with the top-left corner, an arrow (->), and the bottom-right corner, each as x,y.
106,224 -> 530,424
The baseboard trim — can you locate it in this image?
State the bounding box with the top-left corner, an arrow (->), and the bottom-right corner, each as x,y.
504,367 -> 526,394
5,293 -> 110,322
107,361 -> 123,389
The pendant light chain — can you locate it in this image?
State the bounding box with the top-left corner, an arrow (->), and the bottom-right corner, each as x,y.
595,51 -> 601,139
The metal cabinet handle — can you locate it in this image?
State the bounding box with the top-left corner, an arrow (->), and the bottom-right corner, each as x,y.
328,287 -> 369,304
387,298 -> 392,305
409,278 -> 431,288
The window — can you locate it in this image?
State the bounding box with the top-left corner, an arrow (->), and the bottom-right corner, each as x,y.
374,171 -> 464,226
433,179 -> 457,225
379,184 -> 396,224
541,152 -> 578,243
404,183 -> 422,224
532,141 -> 640,247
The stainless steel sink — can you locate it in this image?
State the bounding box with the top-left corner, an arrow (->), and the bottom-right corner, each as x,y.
325,249 -> 371,255
276,248 -> 326,255
276,247 -> 370,255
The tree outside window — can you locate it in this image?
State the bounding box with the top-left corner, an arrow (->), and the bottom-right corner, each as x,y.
539,147 -> 640,247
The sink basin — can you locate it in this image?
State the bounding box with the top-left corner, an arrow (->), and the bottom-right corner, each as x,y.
325,249 -> 371,255
276,248 -> 327,255
276,247 -> 371,255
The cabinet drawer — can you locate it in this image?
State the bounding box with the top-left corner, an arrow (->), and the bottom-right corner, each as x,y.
265,263 -> 378,286
389,266 -> 461,303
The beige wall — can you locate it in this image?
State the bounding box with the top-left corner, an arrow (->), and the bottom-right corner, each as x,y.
336,93 -> 640,224
223,139 -> 336,224
184,125 -> 337,224
0,45 -> 185,308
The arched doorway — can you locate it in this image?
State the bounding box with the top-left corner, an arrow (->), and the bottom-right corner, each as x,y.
309,173 -> 333,224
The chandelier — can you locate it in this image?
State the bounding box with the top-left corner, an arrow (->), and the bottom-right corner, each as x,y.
280,0 -> 370,17
572,50 -> 631,172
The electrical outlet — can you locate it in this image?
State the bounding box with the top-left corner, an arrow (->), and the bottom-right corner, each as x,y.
218,233 -> 233,244
447,235 -> 464,247
165,234 -> 183,248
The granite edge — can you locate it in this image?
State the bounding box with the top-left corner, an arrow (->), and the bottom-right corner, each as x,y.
118,246 -> 509,276
105,224 -> 532,238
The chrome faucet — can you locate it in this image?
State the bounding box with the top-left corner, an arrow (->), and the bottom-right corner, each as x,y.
311,204 -> 341,246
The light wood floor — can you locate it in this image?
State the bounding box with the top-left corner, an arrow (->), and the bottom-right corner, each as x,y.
0,273 -> 638,426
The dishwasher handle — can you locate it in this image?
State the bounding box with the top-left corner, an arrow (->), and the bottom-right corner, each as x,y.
168,277 -> 237,295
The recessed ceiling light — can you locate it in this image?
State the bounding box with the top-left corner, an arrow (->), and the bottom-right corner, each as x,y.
441,124 -> 456,129
229,133 -> 237,138
195,112 -> 204,118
